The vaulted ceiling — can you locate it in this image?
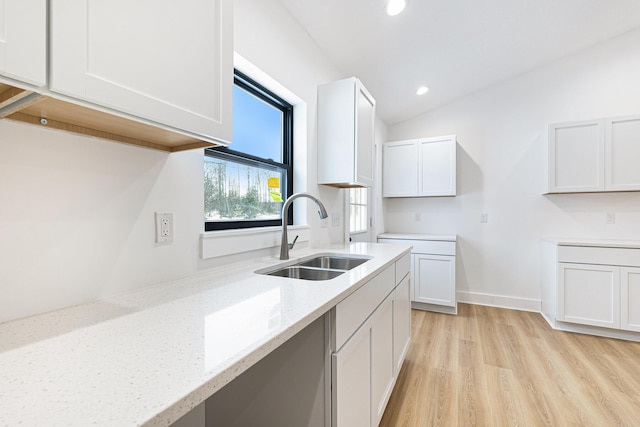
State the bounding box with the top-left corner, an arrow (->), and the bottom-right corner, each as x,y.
280,0 -> 640,125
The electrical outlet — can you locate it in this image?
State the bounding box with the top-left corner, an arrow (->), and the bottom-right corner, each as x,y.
606,212 -> 616,224
480,212 -> 488,223
415,213 -> 422,222
155,212 -> 174,244
332,213 -> 341,227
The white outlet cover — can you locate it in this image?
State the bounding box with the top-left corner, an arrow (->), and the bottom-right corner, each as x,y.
155,212 -> 174,244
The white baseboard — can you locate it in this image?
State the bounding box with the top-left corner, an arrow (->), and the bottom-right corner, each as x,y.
541,312 -> 640,342
456,291 -> 541,313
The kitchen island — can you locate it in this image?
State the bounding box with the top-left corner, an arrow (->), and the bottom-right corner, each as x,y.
0,242 -> 410,426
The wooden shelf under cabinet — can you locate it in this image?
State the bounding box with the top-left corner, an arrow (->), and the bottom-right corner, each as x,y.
0,83 -> 218,152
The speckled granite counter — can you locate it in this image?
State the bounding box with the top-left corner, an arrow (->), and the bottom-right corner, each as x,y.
0,242 -> 411,426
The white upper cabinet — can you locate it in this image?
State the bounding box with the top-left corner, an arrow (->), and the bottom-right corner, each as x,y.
548,114 -> 640,193
417,136 -> 457,196
0,0 -> 46,87
605,115 -> 640,191
382,140 -> 418,197
49,0 -> 233,143
317,77 -> 375,188
548,120 -> 605,193
382,135 -> 457,198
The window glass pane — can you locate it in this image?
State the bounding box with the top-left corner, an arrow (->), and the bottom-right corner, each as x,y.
205,156 -> 284,222
349,188 -> 368,233
231,85 -> 283,162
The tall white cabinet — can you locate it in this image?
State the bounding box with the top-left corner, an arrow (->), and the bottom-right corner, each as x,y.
383,135 -> 457,197
378,234 -> 457,315
317,77 -> 375,187
0,0 -> 46,87
548,115 -> 640,193
541,238 -> 640,341
49,0 -> 233,142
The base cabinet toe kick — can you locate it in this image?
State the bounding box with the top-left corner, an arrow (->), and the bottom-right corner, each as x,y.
541,239 -> 640,342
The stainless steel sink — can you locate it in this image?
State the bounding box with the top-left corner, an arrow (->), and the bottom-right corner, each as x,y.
297,256 -> 368,271
265,266 -> 345,281
256,253 -> 372,281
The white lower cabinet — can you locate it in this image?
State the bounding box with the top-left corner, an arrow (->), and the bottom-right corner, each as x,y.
414,254 -> 456,308
332,322 -> 371,427
331,253 -> 411,426
378,235 -> 457,315
392,275 -> 411,374
621,267 -> 640,332
558,263 -> 620,328
541,241 -> 640,340
370,295 -> 394,427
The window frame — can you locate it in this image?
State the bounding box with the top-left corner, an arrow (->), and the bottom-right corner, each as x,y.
204,70 -> 294,231
349,187 -> 369,234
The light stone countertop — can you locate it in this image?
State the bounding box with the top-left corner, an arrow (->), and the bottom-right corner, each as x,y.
0,242 -> 411,427
542,237 -> 640,249
378,232 -> 457,242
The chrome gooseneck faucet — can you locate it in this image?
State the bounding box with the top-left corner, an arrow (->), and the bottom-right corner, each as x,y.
280,192 -> 328,260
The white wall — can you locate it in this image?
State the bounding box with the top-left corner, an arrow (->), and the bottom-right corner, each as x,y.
0,0 -> 355,323
385,28 -> 640,310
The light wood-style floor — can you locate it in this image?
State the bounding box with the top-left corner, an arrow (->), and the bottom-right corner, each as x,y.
380,304 -> 640,427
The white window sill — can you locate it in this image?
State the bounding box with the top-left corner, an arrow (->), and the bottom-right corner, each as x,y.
200,225 -> 311,259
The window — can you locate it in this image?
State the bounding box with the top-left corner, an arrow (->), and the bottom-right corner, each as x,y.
349,188 -> 368,233
204,70 -> 293,231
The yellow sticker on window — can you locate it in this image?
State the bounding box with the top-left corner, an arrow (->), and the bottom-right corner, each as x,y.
270,190 -> 283,202
267,177 -> 280,189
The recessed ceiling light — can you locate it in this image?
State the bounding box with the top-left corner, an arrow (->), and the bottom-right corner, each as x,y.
416,86 -> 429,95
386,0 -> 407,16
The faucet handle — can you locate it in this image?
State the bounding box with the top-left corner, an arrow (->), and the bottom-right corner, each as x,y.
288,235 -> 299,250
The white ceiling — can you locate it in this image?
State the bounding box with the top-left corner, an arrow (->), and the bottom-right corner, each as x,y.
279,0 -> 640,125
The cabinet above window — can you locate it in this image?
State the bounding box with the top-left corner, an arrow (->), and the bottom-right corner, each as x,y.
0,0 -> 233,152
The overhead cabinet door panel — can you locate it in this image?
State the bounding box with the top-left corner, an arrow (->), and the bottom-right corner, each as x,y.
549,120 -> 605,193
0,0 -> 46,86
49,0 -> 233,141
606,115 -> 640,191
418,137 -> 456,196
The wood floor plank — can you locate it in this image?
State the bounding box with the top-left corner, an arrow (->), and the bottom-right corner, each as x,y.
380,304 -> 640,427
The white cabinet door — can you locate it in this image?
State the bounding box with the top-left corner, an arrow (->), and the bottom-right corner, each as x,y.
413,254 -> 456,307
382,140 -> 418,197
606,115 -> 640,191
317,77 -> 375,187
621,267 -> 640,332
332,324 -> 371,427
0,0 -> 46,87
548,120 -> 605,193
417,136 -> 457,196
370,295 -> 394,427
557,263 -> 620,328
356,83 -> 375,186
393,274 -> 411,375
49,0 -> 233,142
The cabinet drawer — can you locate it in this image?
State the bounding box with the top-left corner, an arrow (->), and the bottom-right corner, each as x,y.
378,238 -> 455,256
395,253 -> 411,283
558,246 -> 640,267
333,265 -> 395,351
